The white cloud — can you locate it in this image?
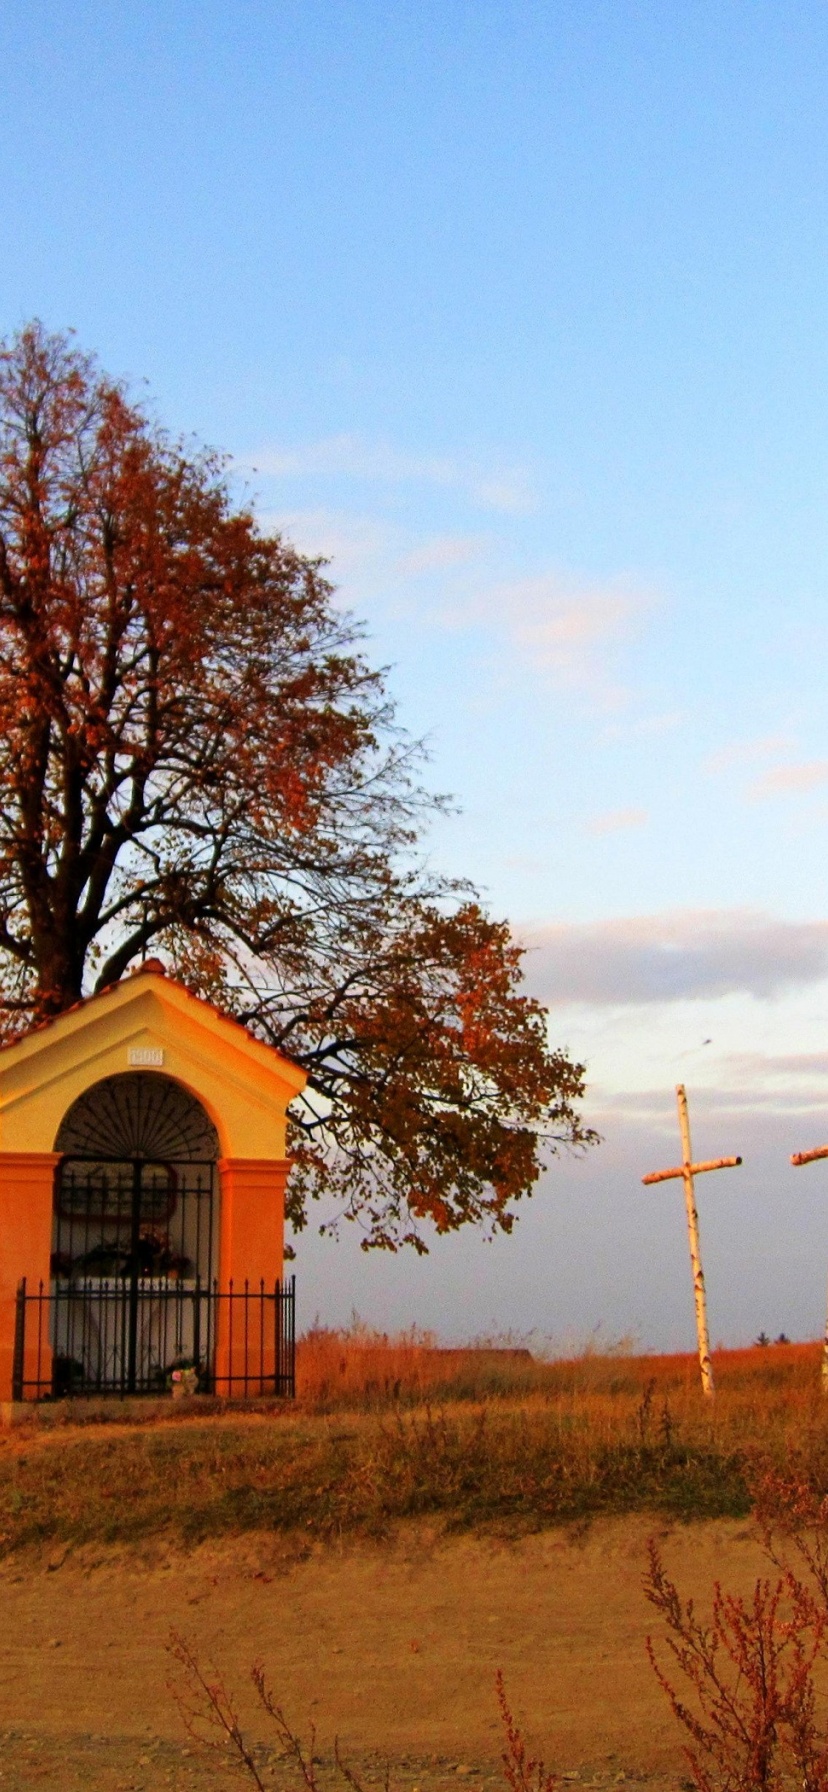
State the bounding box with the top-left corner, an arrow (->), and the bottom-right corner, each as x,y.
594,1082 -> 828,1119
259,506 -> 483,586
256,507 -> 391,577
518,908 -> 828,1006
600,711 -> 686,742
244,434 -> 536,514
721,1050 -> 828,1082
438,572 -> 655,706
261,504 -> 656,709
586,807 -> 648,837
395,536 -> 483,577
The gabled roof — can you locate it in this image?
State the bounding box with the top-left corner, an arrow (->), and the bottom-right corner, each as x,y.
0,964 -> 306,1158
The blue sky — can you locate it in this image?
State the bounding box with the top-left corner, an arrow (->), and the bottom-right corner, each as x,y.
6,2 -> 828,1348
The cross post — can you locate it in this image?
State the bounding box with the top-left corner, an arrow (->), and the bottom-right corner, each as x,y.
790,1142 -> 828,1392
642,1084 -> 742,1399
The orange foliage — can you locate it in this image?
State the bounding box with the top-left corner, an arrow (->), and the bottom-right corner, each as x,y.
0,321 -> 595,1250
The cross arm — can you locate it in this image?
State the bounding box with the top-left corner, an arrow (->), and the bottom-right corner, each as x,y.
642,1155 -> 742,1186
791,1146 -> 828,1167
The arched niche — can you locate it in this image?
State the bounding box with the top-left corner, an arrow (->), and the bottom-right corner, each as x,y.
52,1072 -> 220,1289
54,1071 -> 220,1161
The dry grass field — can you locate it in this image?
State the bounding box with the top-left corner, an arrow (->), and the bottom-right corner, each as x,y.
2,1333 -> 828,1791
1,1332 -> 826,1553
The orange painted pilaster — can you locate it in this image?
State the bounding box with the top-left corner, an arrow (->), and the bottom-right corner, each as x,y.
0,1153 -> 59,1402
214,1158 -> 290,1395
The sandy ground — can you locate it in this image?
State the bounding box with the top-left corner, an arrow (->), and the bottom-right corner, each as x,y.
0,1516 -> 770,1791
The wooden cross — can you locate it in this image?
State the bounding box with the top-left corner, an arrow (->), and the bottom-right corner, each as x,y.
642,1084 -> 742,1398
790,1142 -> 828,1392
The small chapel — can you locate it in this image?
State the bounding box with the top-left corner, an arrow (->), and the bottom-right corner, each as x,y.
0,961 -> 306,1405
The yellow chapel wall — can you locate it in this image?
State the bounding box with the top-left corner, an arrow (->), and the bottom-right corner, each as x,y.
0,983 -> 305,1159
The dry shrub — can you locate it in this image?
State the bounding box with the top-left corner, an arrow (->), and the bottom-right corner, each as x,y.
168,1631 -> 554,1792
646,1466 -> 828,1792
646,1542 -> 828,1792
494,1668 -> 557,1792
752,1468 -> 828,1609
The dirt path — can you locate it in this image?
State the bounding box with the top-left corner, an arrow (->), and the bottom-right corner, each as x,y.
0,1516 -> 767,1790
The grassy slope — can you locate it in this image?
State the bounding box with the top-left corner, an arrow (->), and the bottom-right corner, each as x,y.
2,1341 -> 826,1553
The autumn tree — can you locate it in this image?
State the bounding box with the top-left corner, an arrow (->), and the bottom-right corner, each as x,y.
0,322 -> 595,1249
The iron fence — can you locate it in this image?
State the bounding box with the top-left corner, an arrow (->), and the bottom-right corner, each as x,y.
12,1275 -> 295,1401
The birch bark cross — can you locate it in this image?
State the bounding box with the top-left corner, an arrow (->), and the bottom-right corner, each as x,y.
790,1142 -> 828,1393
642,1084 -> 742,1399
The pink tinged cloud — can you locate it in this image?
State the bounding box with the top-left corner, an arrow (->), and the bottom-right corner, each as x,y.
518,909 -> 828,1005
749,761 -> 828,799
703,733 -> 795,775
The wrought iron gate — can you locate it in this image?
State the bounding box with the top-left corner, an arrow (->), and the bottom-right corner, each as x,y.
16,1069 -> 298,1400
51,1152 -> 218,1394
